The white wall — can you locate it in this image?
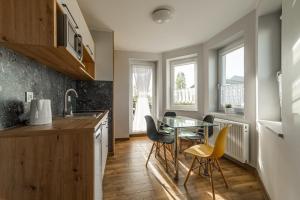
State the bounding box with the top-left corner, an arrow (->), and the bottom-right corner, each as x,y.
158,11 -> 257,165
92,31 -> 114,81
257,1 -> 300,199
257,12 -> 282,121
113,50 -> 162,138
256,124 -> 284,199
161,44 -> 204,119
203,11 -> 257,165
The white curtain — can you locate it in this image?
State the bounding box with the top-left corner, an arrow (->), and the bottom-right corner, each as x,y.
133,66 -> 152,132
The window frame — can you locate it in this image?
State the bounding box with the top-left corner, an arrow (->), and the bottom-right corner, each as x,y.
166,54 -> 198,111
218,40 -> 245,113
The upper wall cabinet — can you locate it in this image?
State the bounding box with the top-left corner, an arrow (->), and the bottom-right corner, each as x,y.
0,0 -> 95,80
57,0 -> 95,60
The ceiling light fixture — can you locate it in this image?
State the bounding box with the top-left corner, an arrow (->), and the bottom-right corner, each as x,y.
152,7 -> 174,24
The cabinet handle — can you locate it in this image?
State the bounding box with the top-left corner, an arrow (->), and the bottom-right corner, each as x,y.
86,45 -> 94,55
62,3 -> 79,29
96,133 -> 101,139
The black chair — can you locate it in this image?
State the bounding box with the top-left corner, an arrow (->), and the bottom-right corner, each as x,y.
164,112 -> 176,117
159,112 -> 176,133
145,115 -> 174,171
179,115 -> 215,151
198,115 -> 215,138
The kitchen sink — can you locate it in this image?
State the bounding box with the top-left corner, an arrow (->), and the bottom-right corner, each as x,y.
64,111 -> 103,119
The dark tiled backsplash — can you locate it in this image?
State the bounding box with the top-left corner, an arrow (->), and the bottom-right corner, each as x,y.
0,47 -> 113,134
0,47 -> 75,129
76,80 -> 113,151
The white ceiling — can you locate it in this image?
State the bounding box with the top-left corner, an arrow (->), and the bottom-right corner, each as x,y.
77,0 -> 281,53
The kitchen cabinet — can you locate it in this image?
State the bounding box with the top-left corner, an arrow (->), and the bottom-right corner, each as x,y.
58,0 -> 95,61
0,0 -> 95,80
94,112 -> 108,199
101,113 -> 109,177
0,111 -> 110,200
94,122 -> 103,200
0,132 -> 93,200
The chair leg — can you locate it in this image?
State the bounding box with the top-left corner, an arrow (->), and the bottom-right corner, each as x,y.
146,142 -> 155,168
163,144 -> 168,172
215,159 -> 229,188
155,142 -> 160,158
208,159 -> 215,200
179,137 -> 182,153
197,157 -> 202,175
184,156 -> 197,186
168,144 -> 175,161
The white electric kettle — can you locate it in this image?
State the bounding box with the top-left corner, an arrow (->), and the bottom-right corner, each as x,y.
29,99 -> 52,125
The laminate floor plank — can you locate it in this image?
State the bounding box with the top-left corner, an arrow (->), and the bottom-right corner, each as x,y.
103,137 -> 266,200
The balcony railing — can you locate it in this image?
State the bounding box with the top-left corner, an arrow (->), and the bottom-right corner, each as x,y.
220,84 -> 244,107
173,88 -> 195,105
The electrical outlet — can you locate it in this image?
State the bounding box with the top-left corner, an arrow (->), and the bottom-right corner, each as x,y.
25,92 -> 34,103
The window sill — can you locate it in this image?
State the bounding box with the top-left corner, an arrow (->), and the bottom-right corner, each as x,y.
167,105 -> 198,112
167,108 -> 198,112
257,120 -> 284,138
208,112 -> 245,121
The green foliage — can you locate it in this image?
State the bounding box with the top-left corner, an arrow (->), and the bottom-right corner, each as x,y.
176,72 -> 186,89
225,104 -> 232,108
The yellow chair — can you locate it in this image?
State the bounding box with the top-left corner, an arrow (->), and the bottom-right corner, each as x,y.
183,126 -> 230,200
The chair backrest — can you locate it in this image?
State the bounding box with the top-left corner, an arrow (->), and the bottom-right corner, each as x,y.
144,115 -> 160,141
164,112 -> 176,117
203,115 -> 214,137
212,126 -> 230,158
160,112 -> 176,129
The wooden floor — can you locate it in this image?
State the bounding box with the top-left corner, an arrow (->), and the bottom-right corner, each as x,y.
103,137 -> 266,200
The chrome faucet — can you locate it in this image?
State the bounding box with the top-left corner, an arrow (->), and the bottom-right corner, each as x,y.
64,88 -> 78,117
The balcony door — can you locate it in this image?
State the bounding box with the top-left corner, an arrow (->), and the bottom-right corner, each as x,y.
130,61 -> 156,134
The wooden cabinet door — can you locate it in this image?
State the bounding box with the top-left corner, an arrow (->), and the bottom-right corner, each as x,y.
57,0 -> 95,60
0,0 -> 56,46
0,132 -> 95,200
0,137 -> 16,200
4,135 -> 63,200
61,132 -> 94,200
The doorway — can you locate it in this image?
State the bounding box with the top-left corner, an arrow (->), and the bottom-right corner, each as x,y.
130,61 -> 156,135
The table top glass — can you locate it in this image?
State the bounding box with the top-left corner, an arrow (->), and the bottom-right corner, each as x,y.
159,116 -> 218,128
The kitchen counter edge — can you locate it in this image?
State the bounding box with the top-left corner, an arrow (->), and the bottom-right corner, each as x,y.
0,110 -> 109,138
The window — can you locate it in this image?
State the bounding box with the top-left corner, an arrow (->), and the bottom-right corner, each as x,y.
167,55 -> 197,111
218,42 -> 244,114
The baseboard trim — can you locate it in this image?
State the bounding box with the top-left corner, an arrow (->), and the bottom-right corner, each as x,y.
115,138 -> 130,142
130,133 -> 147,137
223,155 -> 253,171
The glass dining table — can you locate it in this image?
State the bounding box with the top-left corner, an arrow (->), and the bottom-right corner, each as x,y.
158,116 -> 218,179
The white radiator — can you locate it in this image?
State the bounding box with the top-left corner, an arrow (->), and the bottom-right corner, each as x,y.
209,118 -> 249,163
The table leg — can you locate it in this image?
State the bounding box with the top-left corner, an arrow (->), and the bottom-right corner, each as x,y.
204,126 -> 209,176
174,128 -> 179,180
204,126 -> 209,144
